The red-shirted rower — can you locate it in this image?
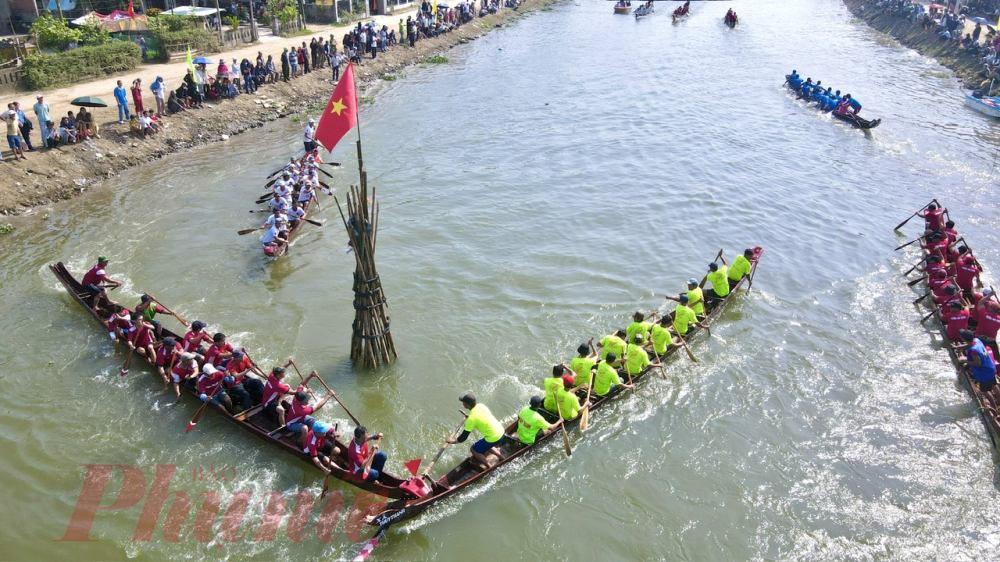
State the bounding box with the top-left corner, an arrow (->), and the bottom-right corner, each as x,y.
81,256 -> 121,309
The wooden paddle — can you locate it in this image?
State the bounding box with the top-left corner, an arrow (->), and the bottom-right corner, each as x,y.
422,413 -> 468,478
920,304 -> 942,324
579,366 -> 595,430
185,400 -> 211,433
318,168 -> 334,178
895,236 -> 925,251
238,226 -> 266,236
674,330 -> 699,363
649,327 -> 669,381
894,200 -> 936,232
620,350 -> 637,395
904,256 -> 928,276
121,344 -> 135,377
291,359 -> 362,427
555,399 -> 572,457
914,289 -> 933,305
320,422 -> 341,499
304,218 -> 322,227
147,294 -> 188,326
908,275 -> 928,287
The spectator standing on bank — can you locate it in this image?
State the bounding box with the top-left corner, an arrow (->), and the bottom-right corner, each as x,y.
281,47 -> 290,82
150,76 -> 166,117
113,80 -> 131,123
32,94 -> 51,149
5,112 -> 26,160
131,78 -> 144,114
12,101 -> 33,151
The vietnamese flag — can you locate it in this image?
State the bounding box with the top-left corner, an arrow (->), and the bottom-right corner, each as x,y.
127,0 -> 136,19
403,458 -> 421,477
315,62 -> 358,153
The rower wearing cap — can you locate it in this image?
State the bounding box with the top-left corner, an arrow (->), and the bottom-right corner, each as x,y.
182,320 -> 212,355
666,279 -> 704,317
448,394 -> 506,468
960,329 -> 999,407
625,334 -> 658,377
626,311 -> 653,344
701,261 -> 731,302
516,396 -> 552,445
268,192 -> 290,213
81,256 -> 122,308
673,294 -> 708,336
598,329 -> 628,362
956,254 -> 983,296
941,299 -> 971,342
262,222 -> 289,255
197,363 -> 231,409
650,315 -> 675,358
297,181 -> 320,211
223,349 -> 259,412
154,336 -> 182,391
593,353 -> 633,396
172,352 -> 200,401
975,301 -> 1000,355
273,178 -> 293,203
262,208 -> 288,231
348,426 -> 391,483
543,365 -> 567,413
569,342 -> 598,387
556,375 -> 585,421
728,249 -> 755,288
920,202 -> 947,232
971,288 -> 995,328
304,422 -> 341,474
303,118 -> 317,153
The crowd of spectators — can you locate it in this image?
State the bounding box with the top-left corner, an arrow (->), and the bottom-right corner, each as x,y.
3,1 -> 517,160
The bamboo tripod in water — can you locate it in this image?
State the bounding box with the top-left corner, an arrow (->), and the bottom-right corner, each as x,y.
335,140 -> 397,368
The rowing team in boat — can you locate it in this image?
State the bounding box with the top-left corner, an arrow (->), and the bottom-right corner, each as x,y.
723,8 -> 738,27
634,1 -> 653,17
435,249 -> 755,471
672,1 -> 690,19
84,256 -> 394,482
786,71 -> 864,116
256,148 -> 328,256
908,203 -> 1000,410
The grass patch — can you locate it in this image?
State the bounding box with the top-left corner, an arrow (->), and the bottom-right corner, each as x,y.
381,74 -> 397,81
540,6 -> 552,11
0,223 -> 14,235
424,55 -> 448,64
360,96 -> 375,105
290,116 -> 301,123
282,28 -> 314,37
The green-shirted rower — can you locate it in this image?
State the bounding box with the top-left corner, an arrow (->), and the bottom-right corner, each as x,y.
516,396 -> 552,445
570,340 -> 598,387
728,248 -> 755,288
650,315 -> 675,358
625,333 -> 659,377
701,260 -> 730,302
556,374 -> 585,421
544,365 -> 569,413
673,294 -> 709,337
626,311 -> 653,345
448,394 -> 506,468
593,352 -> 635,396
666,278 -> 705,317
598,329 -> 628,361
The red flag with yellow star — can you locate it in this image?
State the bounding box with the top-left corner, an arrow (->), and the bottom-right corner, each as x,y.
315,62 -> 358,153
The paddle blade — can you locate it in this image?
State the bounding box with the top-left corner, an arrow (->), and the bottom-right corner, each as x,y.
238,228 -> 260,236
120,369 -> 128,377
185,421 -> 196,433
561,428 -> 572,457
580,406 -> 589,431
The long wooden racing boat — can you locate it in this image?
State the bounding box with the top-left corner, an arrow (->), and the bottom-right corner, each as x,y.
50,262 -> 413,499
902,229 -> 1000,449
365,247 -> 764,528
263,190 -> 324,258
784,77 -> 882,130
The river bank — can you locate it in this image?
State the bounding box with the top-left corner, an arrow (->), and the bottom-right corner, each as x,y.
844,0 -> 987,90
0,1 -> 546,217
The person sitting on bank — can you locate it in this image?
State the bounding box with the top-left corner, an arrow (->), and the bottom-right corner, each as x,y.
448,394 -> 506,468
348,426 -> 390,483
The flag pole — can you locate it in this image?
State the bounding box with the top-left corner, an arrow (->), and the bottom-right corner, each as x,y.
351,61 -> 364,182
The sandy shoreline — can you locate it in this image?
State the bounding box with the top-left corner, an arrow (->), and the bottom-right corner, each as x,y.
0,1 -> 545,216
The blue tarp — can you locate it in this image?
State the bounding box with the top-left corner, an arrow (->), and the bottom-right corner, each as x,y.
46,0 -> 77,10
